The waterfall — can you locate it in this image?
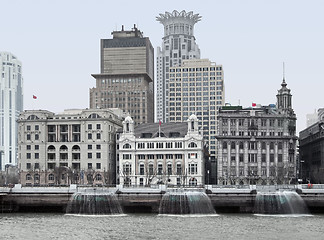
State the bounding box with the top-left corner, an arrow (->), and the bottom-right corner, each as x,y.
66,191 -> 123,215
254,191 -> 309,214
159,191 -> 216,214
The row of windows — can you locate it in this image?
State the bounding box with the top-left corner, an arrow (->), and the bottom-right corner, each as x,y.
25,172 -> 104,181
26,125 -> 39,131
25,162 -> 103,170
223,153 -> 285,163
222,118 -> 284,127
123,163 -> 198,175
169,67 -> 222,72
31,144 -> 102,151
169,96 -> 221,101
222,166 -> 295,177
100,78 -> 143,84
222,141 -> 284,150
131,142 -> 196,149
122,153 -> 190,160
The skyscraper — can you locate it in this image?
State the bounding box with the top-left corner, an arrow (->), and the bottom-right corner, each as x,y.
90,25 -> 154,125
156,10 -> 201,123
168,59 -> 225,182
0,52 -> 23,170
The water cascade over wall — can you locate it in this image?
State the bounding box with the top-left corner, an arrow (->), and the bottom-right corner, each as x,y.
159,191 -> 216,214
66,191 -> 123,215
254,191 -> 309,214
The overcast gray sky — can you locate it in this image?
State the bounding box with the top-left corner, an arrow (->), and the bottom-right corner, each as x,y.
1,0 -> 323,132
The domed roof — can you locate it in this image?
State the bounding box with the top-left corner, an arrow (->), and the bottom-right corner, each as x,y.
124,116 -> 133,122
188,114 -> 198,121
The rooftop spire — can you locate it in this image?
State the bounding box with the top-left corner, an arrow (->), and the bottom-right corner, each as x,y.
282,62 -> 287,87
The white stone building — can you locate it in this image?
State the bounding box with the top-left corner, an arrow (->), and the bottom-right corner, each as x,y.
0,52 -> 23,170
117,115 -> 205,186
17,109 -> 124,186
156,10 -> 201,123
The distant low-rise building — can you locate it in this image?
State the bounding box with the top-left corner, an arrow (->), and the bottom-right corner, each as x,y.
18,109 -> 124,186
117,115 -> 205,186
299,120 -> 324,184
216,80 -> 297,185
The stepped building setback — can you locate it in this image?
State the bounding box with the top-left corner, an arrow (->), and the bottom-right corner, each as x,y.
0,52 -> 23,170
90,25 -> 154,125
17,109 -> 124,186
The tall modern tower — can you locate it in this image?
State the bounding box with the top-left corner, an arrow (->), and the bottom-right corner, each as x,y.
156,10 -> 201,123
0,52 -> 23,170
90,25 -> 154,125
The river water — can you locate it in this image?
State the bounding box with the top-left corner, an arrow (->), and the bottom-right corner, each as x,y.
0,213 -> 324,240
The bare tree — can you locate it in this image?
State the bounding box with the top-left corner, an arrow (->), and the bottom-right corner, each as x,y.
145,162 -> 157,186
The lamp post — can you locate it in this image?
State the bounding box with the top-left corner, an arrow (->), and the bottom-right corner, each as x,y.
300,160 -> 304,184
0,150 -> 4,171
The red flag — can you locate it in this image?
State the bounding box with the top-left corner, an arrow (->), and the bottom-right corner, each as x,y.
159,120 -> 162,126
33,95 -> 37,99
252,103 -> 256,107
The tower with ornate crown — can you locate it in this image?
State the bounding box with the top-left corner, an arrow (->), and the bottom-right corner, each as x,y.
156,10 -> 201,123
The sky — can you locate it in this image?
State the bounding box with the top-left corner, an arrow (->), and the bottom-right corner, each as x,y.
1,0 -> 324,133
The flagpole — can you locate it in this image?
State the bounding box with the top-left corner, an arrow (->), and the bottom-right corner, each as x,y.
159,120 -> 161,137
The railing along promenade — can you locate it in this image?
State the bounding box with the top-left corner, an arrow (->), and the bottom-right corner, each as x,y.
1,184 -> 324,213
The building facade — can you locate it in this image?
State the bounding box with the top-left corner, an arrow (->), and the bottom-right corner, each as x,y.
299,120 -> 324,184
18,109 -> 124,186
0,52 -> 23,170
117,114 -> 205,186
156,10 -> 201,123
90,25 -> 154,125
168,59 -> 224,183
216,80 -> 297,185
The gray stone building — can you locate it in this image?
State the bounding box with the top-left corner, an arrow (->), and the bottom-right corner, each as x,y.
299,118 -> 324,184
90,25 -> 154,125
216,80 -> 297,185
17,109 -> 124,186
116,115 -> 205,186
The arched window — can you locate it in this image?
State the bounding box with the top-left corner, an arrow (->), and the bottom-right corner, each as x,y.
48,145 -> 55,151
188,142 -> 197,148
123,143 -> 131,149
95,174 -> 102,181
26,174 -> 32,181
223,142 -> 227,149
27,115 -> 39,120
87,174 -> 93,182
231,142 -> 236,150
34,174 -> 40,181
48,174 -> 54,181
60,145 -> 68,151
72,145 -> 80,151
88,113 -> 101,119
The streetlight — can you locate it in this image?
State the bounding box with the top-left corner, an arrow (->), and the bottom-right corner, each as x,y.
0,150 -> 4,171
300,160 -> 304,184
